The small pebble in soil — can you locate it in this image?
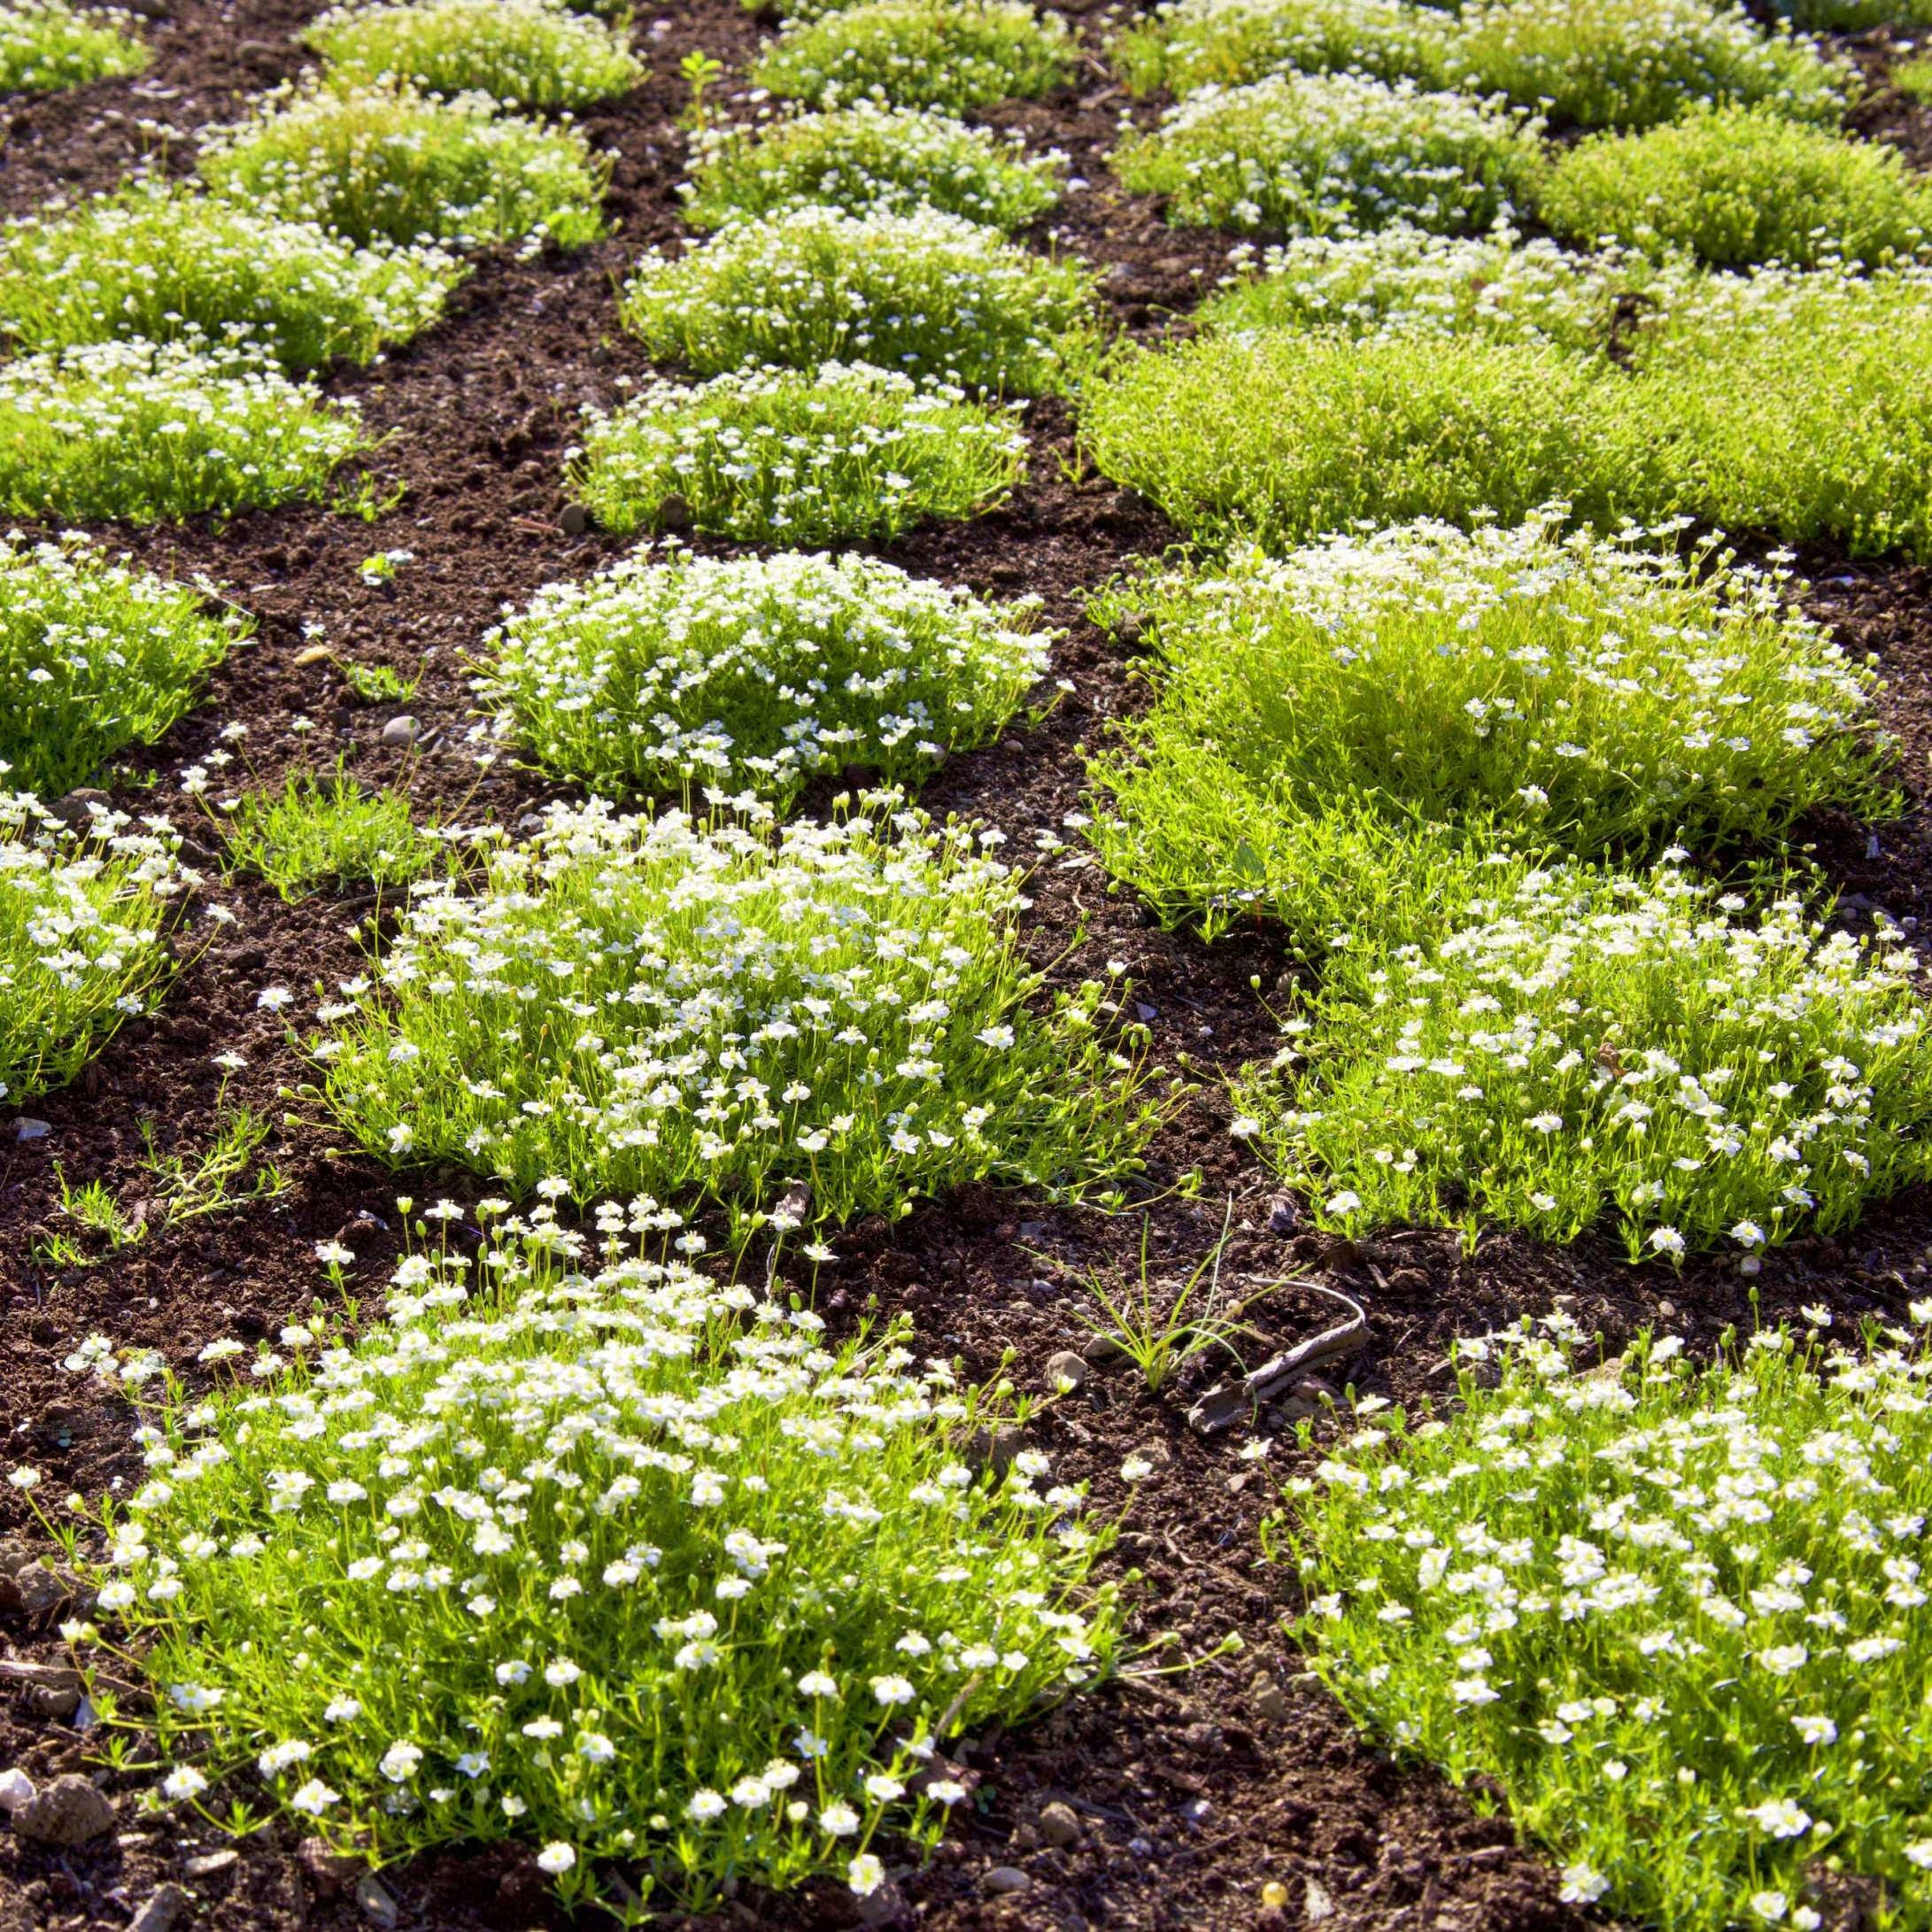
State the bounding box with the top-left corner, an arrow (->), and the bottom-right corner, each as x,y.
559,502 -> 590,536
13,1118 -> 50,1141
1038,1801 -> 1081,1848
1081,1332 -> 1126,1366
380,715 -> 419,748
128,1884 -> 190,1932
183,1849 -> 239,1879
12,1772 -> 113,1845
356,1871 -> 400,1927
1045,1349 -> 1088,1392
983,1866 -> 1032,1897
1248,1672 -> 1289,1724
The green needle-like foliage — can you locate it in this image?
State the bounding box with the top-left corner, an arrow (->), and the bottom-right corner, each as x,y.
0,0 -> 145,91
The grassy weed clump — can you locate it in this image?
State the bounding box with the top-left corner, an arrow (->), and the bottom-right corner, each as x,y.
1080,328 -> 1634,549
302,0 -> 642,109
0,341 -> 367,523
1196,225 -> 1674,351
751,0 -> 1077,113
1114,0 -> 1456,96
1898,52 -> 1932,100
570,362 -> 1027,545
1234,851 -> 1931,1259
61,1218 -> 1117,1912
0,536 -> 247,798
1111,73 -> 1542,236
477,547 -> 1047,806
1781,0 -> 1932,22
1286,1317 -> 1932,1925
1454,0 -> 1847,130
197,81 -> 609,251
309,797 -> 1161,1224
220,768 -> 446,901
620,205 -> 1097,394
0,182 -> 460,367
1088,517 -> 1889,869
683,103 -> 1062,232
0,795 -> 189,1109
1540,105 -> 1932,267
0,0 -> 143,89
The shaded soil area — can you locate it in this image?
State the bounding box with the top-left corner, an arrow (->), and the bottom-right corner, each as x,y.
4,5 -> 1932,1932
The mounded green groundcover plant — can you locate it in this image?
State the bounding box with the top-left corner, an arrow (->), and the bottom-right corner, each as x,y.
50,1211 -> 1119,1910
569,361 -> 1028,545
621,205 -> 1097,396
0,535 -> 251,799
0,0 -> 144,89
1285,1314 -> 1932,1927
1086,515 -> 1892,873
305,796 -> 1163,1229
219,767 -> 446,902
1229,839 -> 1932,1260
1085,256 -> 1932,560
1538,104 -> 1932,268
477,547 -> 1047,807
1114,0 -> 1457,97
1110,72 -> 1542,236
0,182 -> 461,367
682,103 -> 1063,234
0,792 -> 190,1109
197,80 -> 610,251
751,0 -> 1077,114
0,341 -> 368,523
302,0 -> 642,110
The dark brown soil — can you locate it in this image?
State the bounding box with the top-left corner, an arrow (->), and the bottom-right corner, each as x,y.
4,7 -> 1932,1932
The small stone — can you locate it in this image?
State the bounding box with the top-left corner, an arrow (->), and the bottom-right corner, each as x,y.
1305,1875 -> 1337,1922
1658,1298 -> 1678,1318
300,1836 -> 364,1897
184,1848 -> 239,1879
13,1772 -> 114,1845
1110,610 -> 1148,648
1266,1194 -> 1299,1234
854,1875 -> 908,1925
965,1424 -> 1026,1478
1080,1333 -> 1126,1366
655,491 -> 693,532
1037,1801 -> 1081,1848
379,715 -> 419,748
128,1883 -> 190,1932
983,1866 -> 1032,1897
559,502 -> 590,537
1248,1673 -> 1289,1724
25,1683 -> 81,1722
0,1766 -> 35,1812
14,1117 -> 50,1141
15,1560 -> 74,1617
291,643 -> 332,668
355,1872 -> 399,1928
1044,1349 -> 1088,1393
45,788 -> 112,826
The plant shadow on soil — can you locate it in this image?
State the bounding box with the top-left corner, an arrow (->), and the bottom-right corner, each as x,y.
3,3 -> 1932,1928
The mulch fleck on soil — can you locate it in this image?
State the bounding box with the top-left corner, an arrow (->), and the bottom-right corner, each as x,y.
4,4 -> 1932,1929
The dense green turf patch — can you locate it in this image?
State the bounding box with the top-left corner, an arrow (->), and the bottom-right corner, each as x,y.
0,341 -> 368,523
1453,0 -> 1846,130
0,181 -> 461,367
0,535 -> 250,798
307,797 -> 1162,1225
302,0 -> 642,109
1111,72 -> 1542,235
220,767 -> 446,901
570,362 -> 1028,545
1781,0 -> 1932,22
0,0 -> 144,90
0,795 -> 188,1109
477,547 -> 1047,807
1286,1318 -> 1932,1921
751,0 -> 1077,113
620,205 -> 1097,394
1229,838 -> 1930,1258
1087,516 -> 1889,877
683,103 -> 1062,232
60,1215 -> 1118,1911
1114,0 -> 1456,96
1539,104 -> 1932,267
197,80 -> 609,251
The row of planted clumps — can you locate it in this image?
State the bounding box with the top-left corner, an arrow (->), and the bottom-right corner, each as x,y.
8,0 -> 1932,1921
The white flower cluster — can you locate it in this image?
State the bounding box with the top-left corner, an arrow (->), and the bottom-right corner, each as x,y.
0,530 -> 247,799
620,202 -> 1097,394
572,360 -> 1029,545
477,545 -> 1049,805
303,0 -> 643,110
1244,854 -> 1930,1260
0,338 -> 367,522
0,788 -> 193,1107
308,795 -> 1152,1224
1293,1316 -> 1932,1927
1112,70 -> 1542,235
97,1209 -> 1115,1905
0,0 -> 144,91
0,179 -> 462,367
1117,0 -> 1458,97
684,101 -> 1063,233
